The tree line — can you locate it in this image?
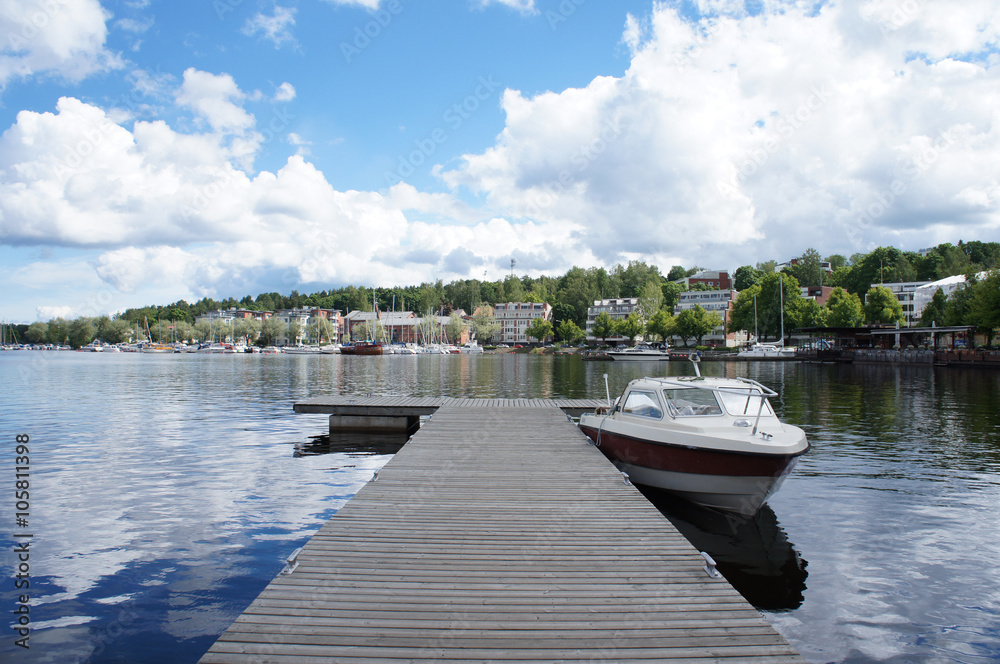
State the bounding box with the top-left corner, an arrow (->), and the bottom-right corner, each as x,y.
11,240 -> 1000,349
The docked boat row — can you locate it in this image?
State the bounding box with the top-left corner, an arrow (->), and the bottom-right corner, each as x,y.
577,355 -> 808,514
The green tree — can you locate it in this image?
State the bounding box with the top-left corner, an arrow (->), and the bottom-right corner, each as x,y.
46,317 -> 69,345
825,288 -> 864,327
666,265 -> 687,281
471,306 -> 501,343
173,320 -> 194,344
675,306 -> 723,347
25,322 -> 48,344
727,272 -> 802,341
864,286 -> 905,325
733,265 -> 762,291
966,271 -> 1000,345
645,309 -> 674,344
260,318 -> 284,345
796,299 -> 827,328
525,317 -> 553,343
660,281 -> 684,312
635,279 -> 664,324
67,317 -> 96,349
592,311 -> 616,345
917,288 -> 948,327
287,321 -> 303,345
785,248 -> 825,288
193,321 -> 213,342
556,319 -> 585,344
614,313 -> 644,344
102,318 -> 132,344
826,254 -> 848,271
446,313 -> 467,343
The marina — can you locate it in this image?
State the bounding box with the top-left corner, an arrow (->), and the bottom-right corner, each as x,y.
1,352 -> 999,663
200,401 -> 804,663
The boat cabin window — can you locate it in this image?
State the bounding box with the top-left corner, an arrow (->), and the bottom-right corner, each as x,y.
621,390 -> 663,419
716,387 -> 774,416
662,388 -> 723,417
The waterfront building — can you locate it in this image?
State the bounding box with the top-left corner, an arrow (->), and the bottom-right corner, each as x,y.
494,302 -> 553,344
673,290 -> 740,346
673,270 -> 732,290
585,298 -> 638,344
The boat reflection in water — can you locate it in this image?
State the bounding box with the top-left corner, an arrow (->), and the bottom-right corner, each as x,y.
294,431 -> 409,457
639,486 -> 808,611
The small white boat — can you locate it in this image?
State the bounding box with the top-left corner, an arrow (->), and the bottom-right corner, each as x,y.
578,356 -> 808,514
606,345 -> 670,361
459,341 -> 485,354
283,345 -> 321,355
737,343 -> 796,358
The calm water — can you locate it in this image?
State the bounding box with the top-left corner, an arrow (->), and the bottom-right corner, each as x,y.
1,352 -> 999,663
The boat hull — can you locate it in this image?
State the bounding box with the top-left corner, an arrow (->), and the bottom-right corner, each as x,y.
340,342 -> 384,356
578,424 -> 804,514
606,352 -> 670,361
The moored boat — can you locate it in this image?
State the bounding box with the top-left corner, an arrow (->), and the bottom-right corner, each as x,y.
737,343 -> 796,358
606,345 -> 670,361
339,340 -> 383,356
578,357 -> 808,514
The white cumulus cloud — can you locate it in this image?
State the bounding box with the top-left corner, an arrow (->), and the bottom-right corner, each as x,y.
0,0 -> 121,93
440,1 -> 1000,267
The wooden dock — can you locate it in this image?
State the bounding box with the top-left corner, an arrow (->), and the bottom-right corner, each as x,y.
200,401 -> 805,663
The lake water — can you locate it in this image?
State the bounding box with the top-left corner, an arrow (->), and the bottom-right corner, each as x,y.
2,352 -> 999,663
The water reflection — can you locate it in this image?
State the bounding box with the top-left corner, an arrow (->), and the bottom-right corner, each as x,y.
294,431 -> 408,457
639,487 -> 808,611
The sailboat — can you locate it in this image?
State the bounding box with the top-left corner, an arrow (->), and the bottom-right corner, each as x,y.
141,318 -> 174,353
340,290 -> 384,356
738,278 -> 795,357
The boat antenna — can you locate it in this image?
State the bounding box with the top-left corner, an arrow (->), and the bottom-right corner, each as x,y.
688,351 -> 702,378
603,373 -> 611,407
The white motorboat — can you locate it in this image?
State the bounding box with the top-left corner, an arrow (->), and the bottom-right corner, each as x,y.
606,345 -> 670,361
578,357 -> 808,514
459,341 -> 485,354
737,343 -> 796,358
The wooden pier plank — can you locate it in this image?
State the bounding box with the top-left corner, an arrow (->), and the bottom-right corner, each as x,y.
200,404 -> 803,663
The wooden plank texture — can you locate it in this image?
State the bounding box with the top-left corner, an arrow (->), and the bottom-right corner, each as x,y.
200,404 -> 804,663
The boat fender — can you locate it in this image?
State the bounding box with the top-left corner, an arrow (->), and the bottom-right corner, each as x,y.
700,551 -> 723,579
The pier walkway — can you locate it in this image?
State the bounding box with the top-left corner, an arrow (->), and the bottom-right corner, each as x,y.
200,401 -> 804,663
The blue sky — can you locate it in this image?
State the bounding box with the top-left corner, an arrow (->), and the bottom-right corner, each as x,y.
1,0 -> 999,322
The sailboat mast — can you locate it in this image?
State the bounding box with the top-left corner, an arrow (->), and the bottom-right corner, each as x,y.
779,277 -> 784,346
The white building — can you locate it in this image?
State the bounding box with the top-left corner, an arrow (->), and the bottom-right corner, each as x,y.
494,302 -> 552,344
586,298 -> 639,343
673,290 -> 739,345
273,308 -> 314,346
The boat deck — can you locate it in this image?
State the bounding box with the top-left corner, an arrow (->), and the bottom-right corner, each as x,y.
200,402 -> 805,663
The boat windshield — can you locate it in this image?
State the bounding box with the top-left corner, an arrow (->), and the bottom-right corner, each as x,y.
716,387 -> 774,417
621,390 -> 663,419
662,388 -> 723,417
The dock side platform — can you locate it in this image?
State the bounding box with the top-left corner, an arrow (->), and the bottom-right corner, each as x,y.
200,402 -> 805,663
